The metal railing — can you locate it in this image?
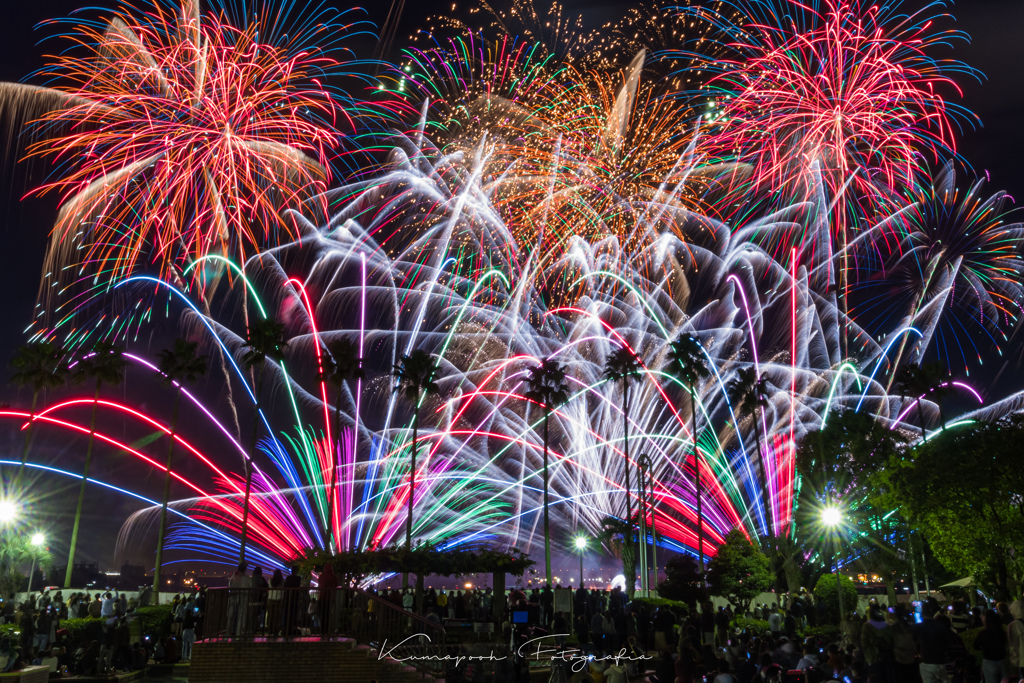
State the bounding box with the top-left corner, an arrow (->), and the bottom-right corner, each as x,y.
200,587 -> 447,675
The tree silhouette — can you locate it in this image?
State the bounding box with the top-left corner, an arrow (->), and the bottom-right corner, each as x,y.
9,342 -> 68,488
728,366 -> 772,536
65,341 -> 125,588
524,357 -> 570,586
666,335 -> 711,572
894,364 -> 933,441
392,349 -> 441,559
598,514 -> 639,594
239,317 -> 288,564
318,338 -> 364,551
153,338 -> 208,602
602,346 -> 643,597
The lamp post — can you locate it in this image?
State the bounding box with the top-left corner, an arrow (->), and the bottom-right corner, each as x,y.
27,533 -> 45,594
638,454 -> 660,596
821,505 -> 845,625
637,455 -> 648,597
574,535 -> 587,590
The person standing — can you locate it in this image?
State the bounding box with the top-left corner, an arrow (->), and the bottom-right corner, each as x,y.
181,603 -> 196,662
1008,601 -> 1024,681
227,563 -> 252,636
100,591 -> 118,619
703,603 -> 718,645
540,585 -> 554,628
251,567 -> 269,633
87,594 -> 102,619
318,564 -> 339,638
973,610 -> 1008,683
768,606 -> 782,637
34,607 -> 51,654
915,602 -> 954,683
436,589 -> 448,621
266,569 -> 284,636
282,566 -> 302,634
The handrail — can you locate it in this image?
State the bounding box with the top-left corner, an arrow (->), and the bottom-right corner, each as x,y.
199,586 -> 447,676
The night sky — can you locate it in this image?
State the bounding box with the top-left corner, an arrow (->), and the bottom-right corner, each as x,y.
0,0 -> 1022,574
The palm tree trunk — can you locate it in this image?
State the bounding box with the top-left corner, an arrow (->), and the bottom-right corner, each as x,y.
543,412 -> 552,586
16,391 -> 39,490
916,400 -> 927,442
752,410 -> 772,538
328,383 -> 343,552
886,258 -> 942,390
238,371 -> 263,565
908,530 -> 921,601
692,388 -> 704,577
153,388 -> 182,605
65,381 -> 101,589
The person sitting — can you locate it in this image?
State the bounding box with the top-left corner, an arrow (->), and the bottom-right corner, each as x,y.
796,641 -> 819,671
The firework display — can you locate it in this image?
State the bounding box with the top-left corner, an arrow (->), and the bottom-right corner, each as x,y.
4,0 -> 1024,573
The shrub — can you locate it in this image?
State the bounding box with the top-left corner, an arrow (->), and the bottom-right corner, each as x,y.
733,617 -> 770,634
803,625 -> 841,642
813,574 -> 857,622
133,605 -> 174,640
631,597 -> 690,616
63,617 -> 104,645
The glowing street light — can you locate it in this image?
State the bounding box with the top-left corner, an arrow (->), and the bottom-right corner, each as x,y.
820,504 -> 845,623
821,506 -> 843,528
0,501 -> 19,525
27,532 -> 45,594
574,535 -> 587,589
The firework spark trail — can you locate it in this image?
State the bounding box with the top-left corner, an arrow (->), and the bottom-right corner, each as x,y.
12,0 -> 1024,570
11,0 -> 409,347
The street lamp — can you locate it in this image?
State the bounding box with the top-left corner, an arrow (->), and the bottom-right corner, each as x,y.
0,501 -> 19,525
821,506 -> 843,529
821,505 -> 845,626
27,533 -> 45,594
574,535 -> 587,590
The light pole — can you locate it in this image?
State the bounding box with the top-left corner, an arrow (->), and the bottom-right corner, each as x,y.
27,533 -> 45,594
637,455 -> 648,597
574,535 -> 587,590
821,505 -> 845,626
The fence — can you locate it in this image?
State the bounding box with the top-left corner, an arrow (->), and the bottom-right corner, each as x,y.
200,586 -> 447,674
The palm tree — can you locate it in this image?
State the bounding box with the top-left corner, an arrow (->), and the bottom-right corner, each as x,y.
602,346 -> 643,597
239,318 -> 289,564
894,364 -> 931,442
666,335 -> 710,572
728,366 -> 773,536
65,341 -> 126,588
392,350 -> 441,556
317,338 -> 364,551
524,357 -> 570,586
153,339 -> 208,602
598,514 -> 638,593
9,342 -> 69,488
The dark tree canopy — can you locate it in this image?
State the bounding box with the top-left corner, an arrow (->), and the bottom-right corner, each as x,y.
705,529 -> 773,611
657,553 -> 708,605
890,414 -> 1024,599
